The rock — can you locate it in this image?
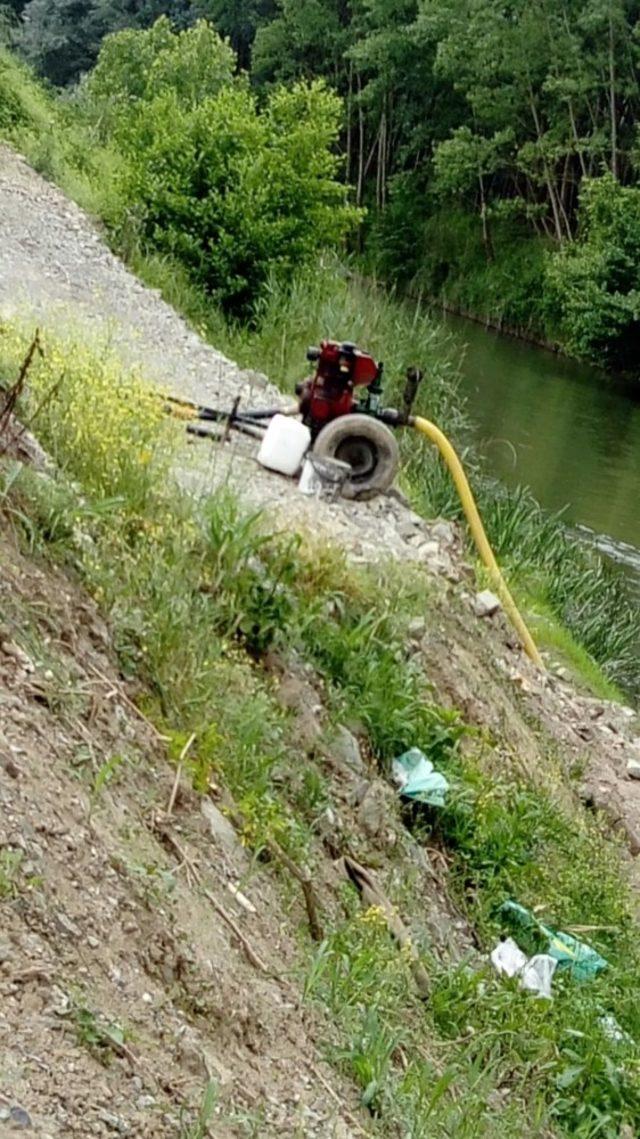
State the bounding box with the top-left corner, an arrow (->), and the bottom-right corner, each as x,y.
417,540 -> 440,559
473,590 -> 501,618
424,553 -> 451,578
97,1110 -> 129,1134
200,798 -> 239,851
626,759 -> 640,781
396,519 -> 420,541
326,725 -> 365,775
357,780 -> 397,844
53,911 -> 81,938
407,617 -> 427,642
431,520 -> 457,547
0,1105 -> 33,1129
136,1096 -> 156,1111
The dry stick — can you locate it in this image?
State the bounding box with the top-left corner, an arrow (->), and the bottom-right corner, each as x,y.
0,329 -> 41,408
222,395 -> 241,444
265,836 -> 323,943
21,373 -> 65,432
155,823 -> 201,889
86,662 -> 169,743
202,887 -> 270,976
226,805 -> 323,943
166,732 -> 196,817
0,330 -> 42,451
155,821 -> 270,976
343,856 -> 430,999
307,1061 -> 369,1137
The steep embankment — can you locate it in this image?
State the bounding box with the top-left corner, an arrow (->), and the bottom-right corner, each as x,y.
2,144 -> 640,1136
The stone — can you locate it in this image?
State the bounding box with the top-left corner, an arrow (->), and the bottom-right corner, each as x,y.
407,617 -> 427,642
200,798 -> 239,851
626,759 -> 640,781
431,519 -> 457,546
327,725 -> 365,775
97,1110 -> 129,1134
6,1105 -> 32,1129
136,1096 -> 156,1111
357,780 -> 397,843
473,590 -> 501,618
396,519 -> 420,541
417,540 -> 440,559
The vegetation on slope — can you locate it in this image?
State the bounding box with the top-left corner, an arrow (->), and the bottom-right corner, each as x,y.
1,33 -> 638,693
2,323 -> 640,1136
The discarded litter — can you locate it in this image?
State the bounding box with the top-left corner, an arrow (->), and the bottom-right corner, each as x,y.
257,414 -> 311,476
490,936 -> 527,977
520,954 -> 557,999
500,901 -> 608,982
490,937 -> 557,999
298,454 -> 351,500
392,748 -> 449,807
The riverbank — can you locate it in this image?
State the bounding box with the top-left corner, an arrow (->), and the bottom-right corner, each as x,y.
0,90 -> 638,698
4,306 -> 640,1136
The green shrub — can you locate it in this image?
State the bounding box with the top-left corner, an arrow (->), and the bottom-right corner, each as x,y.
545,174 -> 640,373
82,17 -> 235,137
82,20 -> 360,315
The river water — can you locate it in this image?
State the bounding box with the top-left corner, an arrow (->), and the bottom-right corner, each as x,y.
442,313 -> 640,593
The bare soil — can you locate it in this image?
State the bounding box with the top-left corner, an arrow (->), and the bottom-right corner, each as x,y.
1,143 -> 640,1135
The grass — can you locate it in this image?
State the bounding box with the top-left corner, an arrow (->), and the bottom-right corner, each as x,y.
0,849 -> 24,899
179,1083 -> 218,1139
0,46 -> 124,221
70,1002 -> 131,1066
521,593 -> 625,703
1,44 -> 637,699
3,326 -> 640,1137
305,756 -> 640,1137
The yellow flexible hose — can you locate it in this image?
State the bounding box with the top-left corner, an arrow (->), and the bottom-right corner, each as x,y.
412,416 -> 543,669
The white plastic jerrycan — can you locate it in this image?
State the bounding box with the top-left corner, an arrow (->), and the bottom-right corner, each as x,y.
257,414 -> 311,476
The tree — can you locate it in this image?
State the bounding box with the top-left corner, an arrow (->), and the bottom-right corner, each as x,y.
545,173 -> 640,371
433,126 -> 514,260
86,20 -> 360,313
193,0 -> 276,70
84,15 -> 235,133
15,0 -> 193,85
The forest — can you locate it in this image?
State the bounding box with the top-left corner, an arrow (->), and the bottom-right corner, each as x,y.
3,1 -> 640,369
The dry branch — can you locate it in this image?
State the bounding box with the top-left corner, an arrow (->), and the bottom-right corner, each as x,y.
343,855 -> 430,998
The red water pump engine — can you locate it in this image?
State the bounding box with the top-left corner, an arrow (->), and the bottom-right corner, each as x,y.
296,340 -> 382,435
293,339 -> 423,500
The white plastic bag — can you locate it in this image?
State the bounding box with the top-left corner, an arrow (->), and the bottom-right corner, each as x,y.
490,937 -> 528,978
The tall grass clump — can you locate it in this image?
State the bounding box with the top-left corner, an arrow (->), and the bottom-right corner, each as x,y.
410,460 -> 640,696
0,325 -> 170,509
0,46 -> 123,221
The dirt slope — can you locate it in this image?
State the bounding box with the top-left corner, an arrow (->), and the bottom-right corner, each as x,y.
1,143 -> 640,1135
0,527 -> 371,1138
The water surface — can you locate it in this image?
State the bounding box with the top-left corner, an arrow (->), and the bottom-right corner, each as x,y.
443,313 -> 640,590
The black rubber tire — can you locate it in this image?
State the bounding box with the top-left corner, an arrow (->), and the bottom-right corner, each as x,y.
312,414 -> 400,500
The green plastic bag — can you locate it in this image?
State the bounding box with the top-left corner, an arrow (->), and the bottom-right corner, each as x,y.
500,900 -> 607,982
392,748 -> 449,807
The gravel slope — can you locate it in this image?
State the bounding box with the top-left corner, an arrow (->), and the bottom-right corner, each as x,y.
0,146 -> 276,410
